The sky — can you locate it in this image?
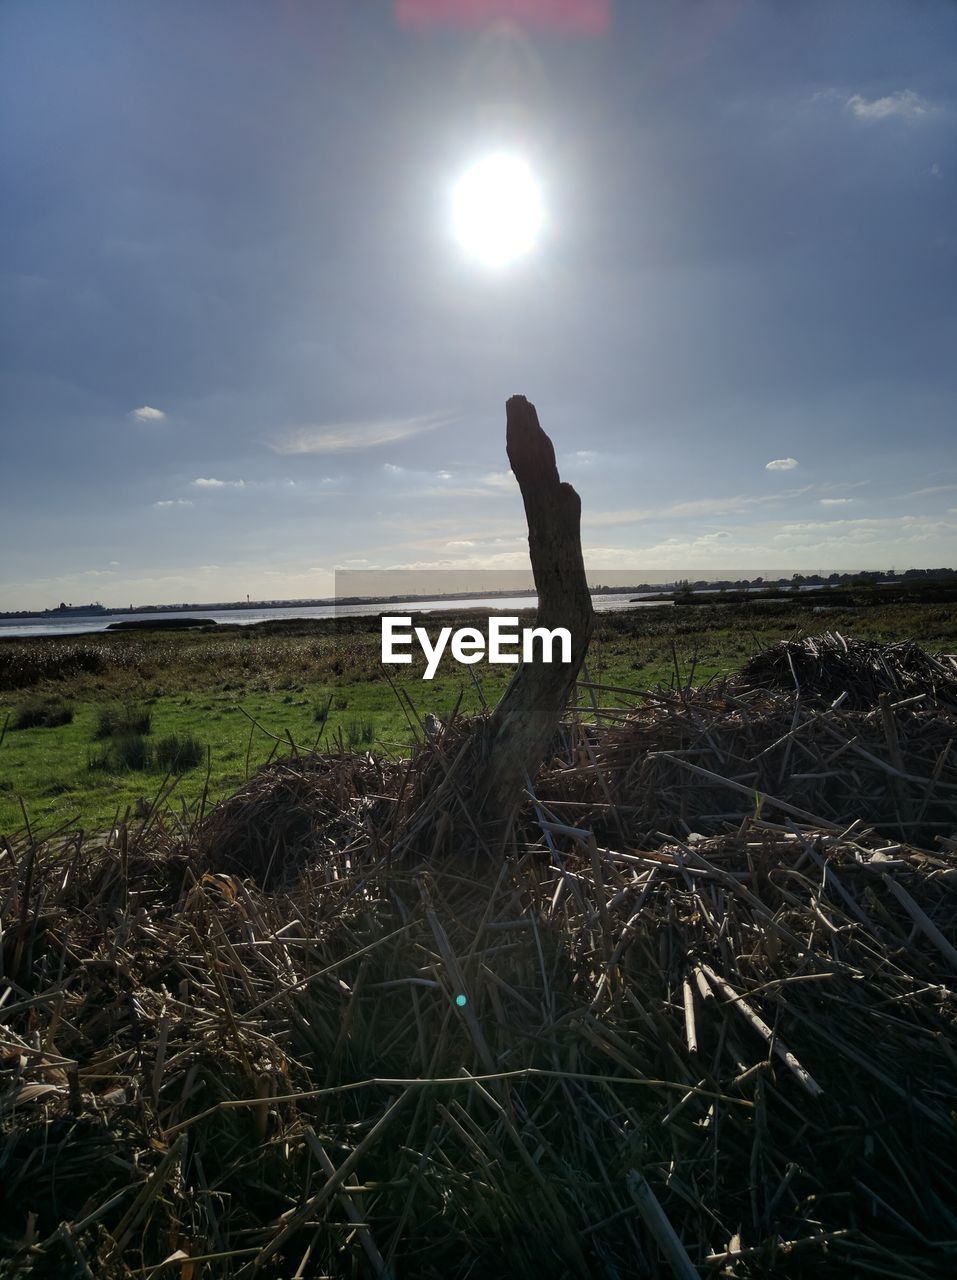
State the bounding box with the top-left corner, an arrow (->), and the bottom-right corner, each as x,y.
1,0 -> 955,610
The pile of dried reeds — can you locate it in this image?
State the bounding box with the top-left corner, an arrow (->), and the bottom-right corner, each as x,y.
561,631 -> 957,846
736,633 -> 956,707
2,636 -> 956,1278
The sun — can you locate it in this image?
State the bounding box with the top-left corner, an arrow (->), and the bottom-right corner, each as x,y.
452,153 -> 543,268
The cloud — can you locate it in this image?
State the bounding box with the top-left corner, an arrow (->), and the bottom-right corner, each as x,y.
666,487 -> 812,516
768,515 -> 957,552
481,471 -> 516,490
584,486 -> 814,528
268,412 -> 454,456
154,499 -> 194,508
192,477 -> 245,489
820,480 -> 871,494
766,458 -> 799,472
906,483 -> 957,498
820,497 -> 853,506
846,90 -> 931,122
381,467 -> 517,500
408,472 -> 517,499
577,511 -> 957,569
130,405 -> 166,422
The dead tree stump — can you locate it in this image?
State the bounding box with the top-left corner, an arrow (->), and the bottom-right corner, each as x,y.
472,395 -> 594,826
408,395 -> 593,846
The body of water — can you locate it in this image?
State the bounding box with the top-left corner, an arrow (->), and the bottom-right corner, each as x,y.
0,592 -> 669,639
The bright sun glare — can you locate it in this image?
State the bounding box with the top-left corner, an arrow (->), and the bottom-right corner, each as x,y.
452,153 -> 543,268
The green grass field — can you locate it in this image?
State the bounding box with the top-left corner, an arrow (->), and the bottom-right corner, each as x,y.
2,602 -> 956,836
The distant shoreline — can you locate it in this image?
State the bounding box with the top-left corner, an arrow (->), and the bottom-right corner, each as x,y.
2,569 -> 955,624
1,585 -> 656,622
0,589 -> 541,622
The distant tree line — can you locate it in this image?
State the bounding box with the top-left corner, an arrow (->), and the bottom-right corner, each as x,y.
625,568 -> 957,599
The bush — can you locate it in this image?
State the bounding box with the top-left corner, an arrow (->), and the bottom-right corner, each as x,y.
154,733 -> 204,773
11,696 -> 74,730
87,746 -> 112,772
0,642 -> 106,691
95,705 -> 152,739
88,733 -> 151,773
345,717 -> 376,749
112,733 -> 151,771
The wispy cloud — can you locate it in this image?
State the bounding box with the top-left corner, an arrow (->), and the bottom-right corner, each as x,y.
408,478 -> 517,501
582,513 -> 957,568
667,487 -> 812,516
376,465 -> 517,500
820,480 -> 871,494
770,515 -> 955,545
766,457 -> 799,472
846,89 -> 932,122
192,477 -> 245,489
130,405 -> 166,422
820,497 -> 853,506
268,412 -> 454,456
480,471 -> 516,491
154,499 -> 194,508
906,483 -> 957,498
585,486 -> 814,528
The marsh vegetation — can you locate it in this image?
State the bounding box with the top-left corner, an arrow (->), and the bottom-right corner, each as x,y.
2,601 -> 955,836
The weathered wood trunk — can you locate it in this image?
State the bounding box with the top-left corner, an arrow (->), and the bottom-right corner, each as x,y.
471,395 -> 594,824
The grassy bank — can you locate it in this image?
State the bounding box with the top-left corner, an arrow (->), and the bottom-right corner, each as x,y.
2,601 -> 956,835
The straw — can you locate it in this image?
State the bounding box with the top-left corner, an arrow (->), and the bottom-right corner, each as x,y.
1,633 -> 956,1276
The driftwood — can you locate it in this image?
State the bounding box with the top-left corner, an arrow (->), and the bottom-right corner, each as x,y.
473,395 -> 594,825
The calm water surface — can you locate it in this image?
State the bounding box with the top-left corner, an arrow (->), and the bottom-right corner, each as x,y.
0,592 -> 670,639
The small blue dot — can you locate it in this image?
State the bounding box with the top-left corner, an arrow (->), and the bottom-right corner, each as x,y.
455,994 -> 468,1007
